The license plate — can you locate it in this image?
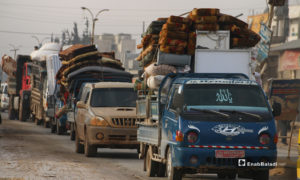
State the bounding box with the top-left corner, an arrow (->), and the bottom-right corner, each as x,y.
215,150 -> 245,158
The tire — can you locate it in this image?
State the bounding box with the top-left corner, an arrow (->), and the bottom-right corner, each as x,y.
70,123 -> 75,141
146,147 -> 158,177
75,130 -> 84,154
56,120 -> 64,135
43,120 -> 50,128
253,170 -> 269,180
50,123 -> 56,133
84,131 -> 97,157
167,148 -> 182,180
35,117 -> 41,125
157,162 -> 166,177
19,100 -> 25,122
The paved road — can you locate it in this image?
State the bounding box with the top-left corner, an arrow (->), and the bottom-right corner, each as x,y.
0,113 -> 296,180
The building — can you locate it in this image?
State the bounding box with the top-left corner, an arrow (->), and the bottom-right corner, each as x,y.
94,33 -> 139,74
248,3 -> 300,89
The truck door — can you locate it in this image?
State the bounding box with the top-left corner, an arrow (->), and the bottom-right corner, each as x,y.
161,84 -> 182,155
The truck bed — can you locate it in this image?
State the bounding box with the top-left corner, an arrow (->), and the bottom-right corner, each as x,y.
137,122 -> 159,146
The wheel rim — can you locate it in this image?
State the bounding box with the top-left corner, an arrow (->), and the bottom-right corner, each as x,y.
167,149 -> 172,178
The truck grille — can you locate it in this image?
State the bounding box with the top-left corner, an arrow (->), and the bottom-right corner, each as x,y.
111,118 -> 139,127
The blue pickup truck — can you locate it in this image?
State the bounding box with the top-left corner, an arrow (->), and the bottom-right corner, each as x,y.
137,73 -> 281,180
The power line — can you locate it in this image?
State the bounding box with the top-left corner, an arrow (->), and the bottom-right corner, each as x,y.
0,30 -> 60,36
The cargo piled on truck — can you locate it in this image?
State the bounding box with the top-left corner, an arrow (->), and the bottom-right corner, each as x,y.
30,43 -> 61,126
134,8 -> 261,91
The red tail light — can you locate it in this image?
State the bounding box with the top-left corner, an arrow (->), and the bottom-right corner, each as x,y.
187,131 -> 198,143
274,133 -> 278,144
259,133 -> 270,145
176,130 -> 184,142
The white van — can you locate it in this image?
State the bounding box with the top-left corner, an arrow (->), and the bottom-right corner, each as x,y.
0,83 -> 9,110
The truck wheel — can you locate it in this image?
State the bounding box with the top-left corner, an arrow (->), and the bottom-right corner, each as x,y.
253,170 -> 269,180
146,147 -> 158,177
157,162 -> 166,177
70,123 -> 75,141
167,148 -> 182,180
35,118 -> 41,125
75,130 -> 84,154
84,132 -> 97,157
56,120 -> 64,135
8,109 -> 15,120
18,102 -> 25,122
43,121 -> 50,128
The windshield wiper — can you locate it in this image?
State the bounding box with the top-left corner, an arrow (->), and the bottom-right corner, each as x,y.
190,108 -> 230,119
219,109 -> 262,120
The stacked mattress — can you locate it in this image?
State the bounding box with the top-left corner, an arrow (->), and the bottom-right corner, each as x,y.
56,44 -> 130,89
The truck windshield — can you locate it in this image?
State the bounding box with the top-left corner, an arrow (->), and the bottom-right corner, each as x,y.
183,84 -> 268,109
90,88 -> 137,107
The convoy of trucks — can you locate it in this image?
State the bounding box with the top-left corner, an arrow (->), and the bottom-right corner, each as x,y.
0,7 -> 284,180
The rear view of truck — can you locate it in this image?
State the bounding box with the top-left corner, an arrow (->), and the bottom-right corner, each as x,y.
1,55 -> 32,121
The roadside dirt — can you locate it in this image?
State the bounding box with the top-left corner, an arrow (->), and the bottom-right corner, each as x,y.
0,117 -> 142,180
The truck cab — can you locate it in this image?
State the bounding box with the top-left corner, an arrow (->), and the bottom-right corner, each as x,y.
137,73 -> 280,180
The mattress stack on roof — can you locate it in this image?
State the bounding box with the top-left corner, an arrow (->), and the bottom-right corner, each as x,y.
56,44 -> 130,89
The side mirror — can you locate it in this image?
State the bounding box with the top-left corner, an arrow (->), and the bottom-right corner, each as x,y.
272,102 -> 281,117
77,101 -> 87,109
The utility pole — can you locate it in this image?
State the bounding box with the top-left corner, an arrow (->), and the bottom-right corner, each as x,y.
81,7 -> 109,45
9,44 -> 20,60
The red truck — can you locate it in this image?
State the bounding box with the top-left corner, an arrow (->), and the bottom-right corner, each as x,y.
6,55 -> 32,121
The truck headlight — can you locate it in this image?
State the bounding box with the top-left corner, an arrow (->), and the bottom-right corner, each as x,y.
90,116 -> 109,127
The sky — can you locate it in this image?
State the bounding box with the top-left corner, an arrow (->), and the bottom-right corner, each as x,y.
0,0 -> 299,57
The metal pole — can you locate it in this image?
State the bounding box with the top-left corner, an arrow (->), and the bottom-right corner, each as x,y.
81,7 -> 109,45
91,20 -> 95,45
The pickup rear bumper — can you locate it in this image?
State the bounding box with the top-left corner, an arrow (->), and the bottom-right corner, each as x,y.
172,146 -> 277,170
86,126 -> 139,148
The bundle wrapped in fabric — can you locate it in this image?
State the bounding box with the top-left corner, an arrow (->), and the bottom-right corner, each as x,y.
159,30 -> 188,41
195,24 -> 220,31
191,8 -> 220,16
138,51 -> 156,67
136,45 -> 158,61
187,32 -> 196,55
162,22 -> 189,32
147,75 -> 165,90
143,20 -> 167,36
194,16 -> 218,24
159,37 -> 188,47
134,79 -> 147,91
218,14 -> 248,29
145,63 -> 177,76
160,45 -> 186,54
167,16 -> 191,24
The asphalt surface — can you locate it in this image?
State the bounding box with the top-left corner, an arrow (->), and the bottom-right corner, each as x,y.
0,112 -> 297,180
